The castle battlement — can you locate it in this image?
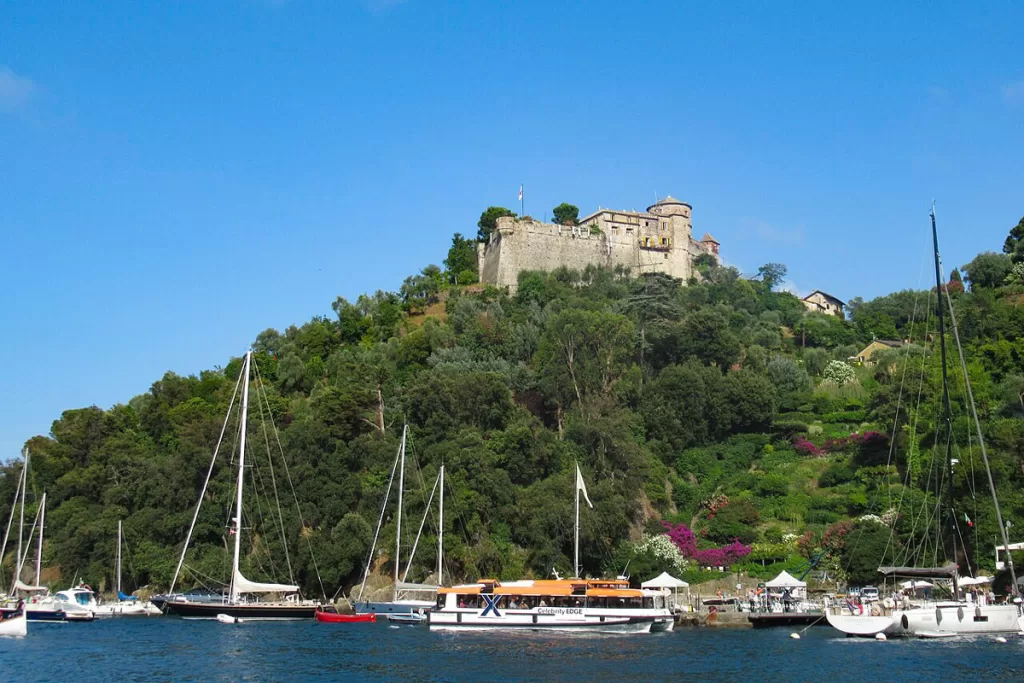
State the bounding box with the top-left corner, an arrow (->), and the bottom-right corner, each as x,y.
477,196 -> 719,292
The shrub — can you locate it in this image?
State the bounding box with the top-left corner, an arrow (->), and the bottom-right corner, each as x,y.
818,461 -> 856,487
823,360 -> 856,385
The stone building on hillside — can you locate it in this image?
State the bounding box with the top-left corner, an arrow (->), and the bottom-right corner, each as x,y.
800,290 -> 845,317
477,196 -> 720,292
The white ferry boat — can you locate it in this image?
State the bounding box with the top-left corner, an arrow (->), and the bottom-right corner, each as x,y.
428,578 -> 673,634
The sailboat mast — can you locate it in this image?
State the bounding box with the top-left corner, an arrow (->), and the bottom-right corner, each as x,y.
35,492 -> 46,587
941,266 -> 1021,596
0,459 -> 24,593
116,519 -> 122,596
230,351 -> 252,604
574,467 -> 580,578
394,425 -> 406,602
930,207 -> 958,597
12,448 -> 28,589
438,464 -> 444,587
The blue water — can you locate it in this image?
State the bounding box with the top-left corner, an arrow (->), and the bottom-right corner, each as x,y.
2,619 -> 1022,682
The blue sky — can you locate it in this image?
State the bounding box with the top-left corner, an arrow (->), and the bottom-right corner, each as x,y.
2,1 -> 1022,459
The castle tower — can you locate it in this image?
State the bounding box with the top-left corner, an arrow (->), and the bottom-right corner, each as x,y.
645,196 -> 694,280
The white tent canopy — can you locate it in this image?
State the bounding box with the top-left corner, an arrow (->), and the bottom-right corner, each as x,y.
958,576 -> 993,586
641,572 -> 689,589
766,571 -> 806,588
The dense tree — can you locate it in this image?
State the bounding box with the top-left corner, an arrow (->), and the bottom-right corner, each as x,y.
443,232 -> 478,284
963,252 -> 1012,289
552,203 -> 580,226
477,206 -> 516,242
757,263 -> 788,291
1003,216 -> 1024,263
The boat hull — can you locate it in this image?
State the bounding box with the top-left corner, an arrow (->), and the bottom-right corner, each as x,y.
163,600 -> 317,620
26,609 -> 68,622
899,603 -> 1024,636
0,603 -> 27,637
354,600 -> 434,615
315,611 -> 377,623
429,611 -> 656,634
94,602 -> 151,617
825,612 -> 899,637
0,614 -> 27,637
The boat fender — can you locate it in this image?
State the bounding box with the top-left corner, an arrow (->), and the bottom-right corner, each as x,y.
935,607 -> 942,625
975,606 -> 982,619
957,606 -> 964,622
995,636 -> 1008,644
902,614 -> 909,631
789,633 -> 800,639
875,633 -> 887,641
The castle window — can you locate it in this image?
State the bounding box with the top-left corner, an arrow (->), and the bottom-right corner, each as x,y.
661,237 -> 667,246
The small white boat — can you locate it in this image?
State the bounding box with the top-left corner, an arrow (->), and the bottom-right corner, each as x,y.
387,611 -> 427,625
94,521 -> 155,617
217,613 -> 244,624
0,601 -> 28,637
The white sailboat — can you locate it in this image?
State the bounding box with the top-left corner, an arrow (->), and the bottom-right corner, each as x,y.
164,350 -> 321,619
828,207 -> 1024,638
94,521 -> 158,616
356,425 -> 444,615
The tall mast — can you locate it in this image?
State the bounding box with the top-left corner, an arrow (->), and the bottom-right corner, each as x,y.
230,351 -> 252,605
942,263 -> 1021,596
574,465 -> 580,578
930,206 -> 958,597
116,519 -> 122,596
394,424 -> 406,602
1,459 -> 24,593
35,492 -> 46,587
438,464 -> 444,587
12,448 -> 28,590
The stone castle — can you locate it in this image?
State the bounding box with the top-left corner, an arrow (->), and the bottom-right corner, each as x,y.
477,196 -> 720,292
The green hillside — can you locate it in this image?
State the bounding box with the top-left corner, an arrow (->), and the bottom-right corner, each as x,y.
4,216 -> 1024,596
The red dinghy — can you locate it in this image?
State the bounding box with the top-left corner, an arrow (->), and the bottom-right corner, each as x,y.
315,607 -> 376,623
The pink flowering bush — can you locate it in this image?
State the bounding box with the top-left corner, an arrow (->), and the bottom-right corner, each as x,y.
661,521 -> 752,568
793,437 -> 824,457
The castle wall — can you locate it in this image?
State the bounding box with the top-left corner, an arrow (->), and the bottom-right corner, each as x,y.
478,199 -> 711,292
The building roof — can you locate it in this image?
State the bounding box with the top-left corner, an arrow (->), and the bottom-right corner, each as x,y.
646,195 -> 692,212
701,232 -> 719,243
801,290 -> 845,306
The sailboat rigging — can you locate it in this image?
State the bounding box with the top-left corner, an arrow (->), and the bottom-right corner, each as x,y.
163,350 -> 321,620
828,205 -> 1024,637
355,425 -> 444,615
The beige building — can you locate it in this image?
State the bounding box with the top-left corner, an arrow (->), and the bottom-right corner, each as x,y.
477,196 -> 720,292
852,339 -> 904,365
800,290 -> 845,317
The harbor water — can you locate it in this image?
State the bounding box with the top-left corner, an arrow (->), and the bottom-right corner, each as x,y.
1,618 -> 1021,682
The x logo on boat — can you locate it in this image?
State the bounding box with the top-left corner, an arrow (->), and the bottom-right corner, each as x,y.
481,595 -> 502,618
